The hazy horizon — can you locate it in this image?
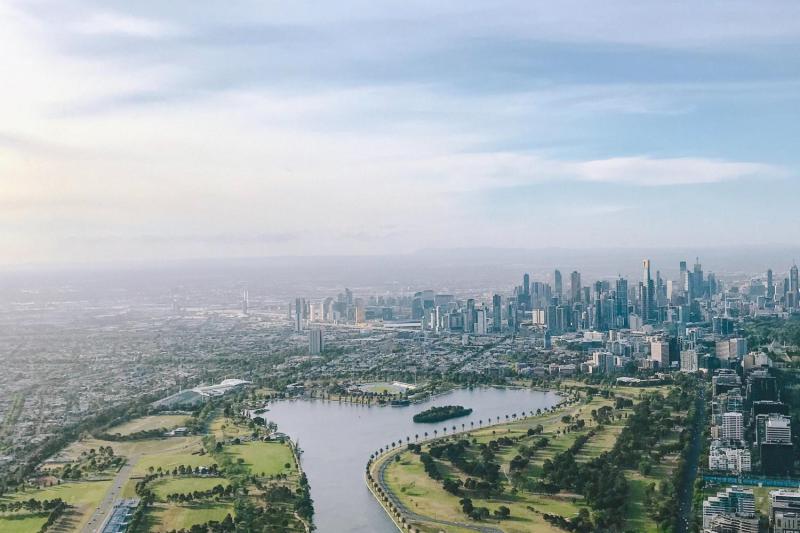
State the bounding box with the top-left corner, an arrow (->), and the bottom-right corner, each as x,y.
2,1 -> 800,265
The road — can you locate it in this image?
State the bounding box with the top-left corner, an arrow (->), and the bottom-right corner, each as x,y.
81,455 -> 139,533
676,386 -> 706,533
373,449 -> 503,533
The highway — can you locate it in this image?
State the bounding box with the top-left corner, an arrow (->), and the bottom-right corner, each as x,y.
676,386 -> 706,533
374,449 -> 503,533
81,456 -> 139,533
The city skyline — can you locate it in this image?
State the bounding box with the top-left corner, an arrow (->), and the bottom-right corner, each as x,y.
2,1 -> 800,265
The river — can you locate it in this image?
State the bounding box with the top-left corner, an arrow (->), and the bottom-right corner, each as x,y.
266,387 -> 562,533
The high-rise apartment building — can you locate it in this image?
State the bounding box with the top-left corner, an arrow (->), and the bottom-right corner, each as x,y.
554,269 -> 563,299
492,294 -> 502,333
722,412 -> 744,442
570,271 -> 581,303
309,328 -> 324,355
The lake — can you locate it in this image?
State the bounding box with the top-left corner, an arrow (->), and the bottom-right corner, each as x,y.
266,387 -> 562,532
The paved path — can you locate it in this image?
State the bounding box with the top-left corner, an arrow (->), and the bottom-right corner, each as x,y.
373,449 -> 502,533
81,456 -> 139,533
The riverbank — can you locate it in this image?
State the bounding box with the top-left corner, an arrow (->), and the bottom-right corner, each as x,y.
365,390 -> 581,532
266,386 -> 564,532
367,381 -> 685,533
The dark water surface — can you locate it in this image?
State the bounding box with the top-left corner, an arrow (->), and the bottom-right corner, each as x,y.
266,387 -> 561,533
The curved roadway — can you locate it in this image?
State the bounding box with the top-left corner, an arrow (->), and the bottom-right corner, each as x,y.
373,448 -> 503,533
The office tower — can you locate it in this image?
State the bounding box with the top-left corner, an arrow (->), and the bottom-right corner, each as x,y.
354,298 -> 365,324
523,273 -> 530,308
702,487 -> 755,530
748,370 -> 778,403
650,339 -> 669,368
309,328 -> 324,355
323,297 -> 334,321
791,264 -> 799,308
295,297 -> 305,332
412,290 -> 435,319
465,298 -> 476,333
765,415 -> 792,444
680,349 -> 699,372
767,269 -> 775,301
545,303 -> 558,333
554,270 -> 563,299
507,298 -> 518,332
770,490 -> 800,526
241,287 -> 249,314
475,307 -> 487,335
492,294 -> 502,333
570,271 -> 581,302
692,257 -> 704,299
680,260 -> 688,296
642,259 -> 655,322
556,305 -> 568,332
761,415 -> 794,476
722,412 -> 744,442
614,277 -> 629,328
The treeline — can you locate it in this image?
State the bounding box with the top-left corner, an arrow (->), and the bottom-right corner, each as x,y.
542,450 -> 628,530
164,484 -> 233,503
38,498 -> 67,533
413,405 -> 473,423
540,391 -> 691,531
743,315 -> 800,350
0,497 -> 66,514
95,428 -> 173,441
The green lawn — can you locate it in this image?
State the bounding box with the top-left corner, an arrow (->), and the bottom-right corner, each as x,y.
134,448 -> 213,476
224,441 -> 295,477
145,502 -> 233,531
376,389 -> 673,533
0,479 -> 113,532
209,415 -> 253,441
0,513 -> 48,533
624,471 -> 660,533
150,477 -> 229,501
106,415 -> 190,436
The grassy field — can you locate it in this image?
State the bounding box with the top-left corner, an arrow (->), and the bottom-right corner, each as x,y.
150,477 -> 229,501
0,513 -> 48,533
209,415 -> 253,441
144,502 -> 234,531
380,395 -> 621,533
106,415 -> 190,436
224,441 -> 295,477
59,435 -> 203,463
134,446 -> 213,476
378,385 -> 682,533
0,479 -> 113,532
385,446 -> 576,533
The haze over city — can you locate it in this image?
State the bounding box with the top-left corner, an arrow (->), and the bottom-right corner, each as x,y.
3,3 -> 800,533
2,1 -> 800,265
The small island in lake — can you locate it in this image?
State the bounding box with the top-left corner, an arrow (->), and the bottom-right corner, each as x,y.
413,405 -> 472,423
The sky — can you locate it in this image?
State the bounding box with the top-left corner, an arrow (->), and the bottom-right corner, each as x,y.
1,1 -> 800,266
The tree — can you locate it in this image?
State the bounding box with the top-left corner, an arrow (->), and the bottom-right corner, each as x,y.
494,505 -> 511,519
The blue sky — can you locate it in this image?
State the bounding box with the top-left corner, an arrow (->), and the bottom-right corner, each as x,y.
1,1 -> 799,264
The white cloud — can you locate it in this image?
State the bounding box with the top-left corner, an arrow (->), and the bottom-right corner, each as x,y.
73,11 -> 180,39
0,1 -> 797,264
574,157 -> 783,186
